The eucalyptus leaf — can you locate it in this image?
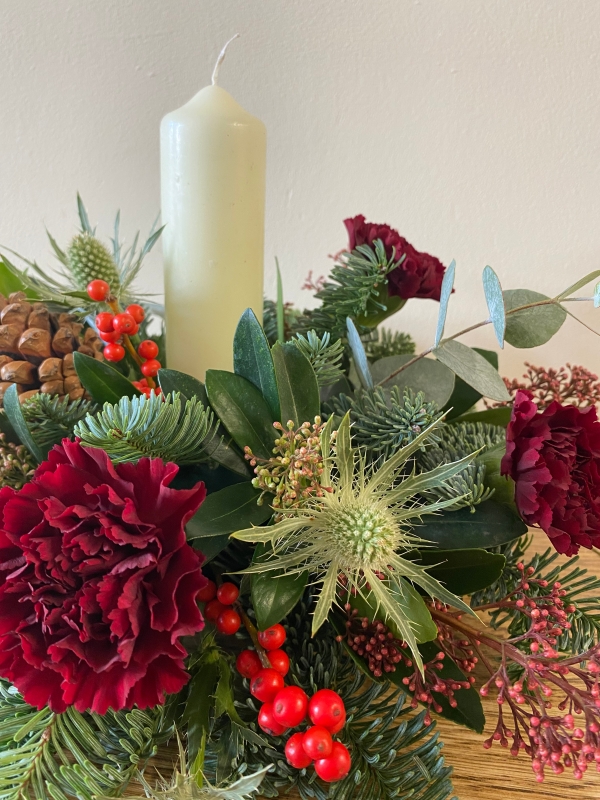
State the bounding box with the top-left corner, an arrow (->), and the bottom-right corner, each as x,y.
482,265 -> 505,347
443,348 -> 499,420
3,384 -> 44,463
503,289 -> 566,348
412,548 -> 506,595
434,259 -> 455,347
186,482 -> 271,539
74,352 -> 141,405
557,269 -> 600,300
417,499 -> 527,549
346,316 -> 374,390
434,340 -> 510,402
372,355 -> 455,407
233,309 -> 280,419
271,342 -> 320,427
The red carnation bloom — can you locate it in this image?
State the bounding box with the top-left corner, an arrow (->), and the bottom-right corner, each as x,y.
501,390 -> 600,556
0,440 -> 207,714
344,214 -> 446,301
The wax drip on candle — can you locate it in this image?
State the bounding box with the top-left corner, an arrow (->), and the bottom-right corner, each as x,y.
211,33 -> 240,85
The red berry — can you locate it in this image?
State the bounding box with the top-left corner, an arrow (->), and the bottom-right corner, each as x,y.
141,359 -> 161,378
96,312 -> 115,333
86,280 -> 110,302
125,304 -> 145,323
216,582 -> 239,606
302,726 -> 333,759
249,668 -> 285,703
103,343 -> 125,362
138,339 -> 159,360
308,689 -> 346,733
216,608 -> 241,635
272,686 -> 308,728
236,649 -> 262,679
257,624 -> 286,651
285,732 -> 313,769
267,649 -> 290,676
112,312 -> 137,335
204,599 -> 226,622
128,322 -> 140,337
197,579 -> 217,603
99,329 -> 121,343
314,741 -> 351,783
258,702 -> 288,736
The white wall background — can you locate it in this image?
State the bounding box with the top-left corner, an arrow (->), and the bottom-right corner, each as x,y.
1,0 -> 599,379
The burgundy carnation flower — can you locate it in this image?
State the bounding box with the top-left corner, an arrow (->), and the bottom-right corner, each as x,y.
343,214 -> 446,301
0,440 -> 207,714
501,390 -> 600,556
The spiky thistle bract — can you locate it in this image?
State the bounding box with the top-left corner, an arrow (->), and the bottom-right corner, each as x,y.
233,413 -> 479,674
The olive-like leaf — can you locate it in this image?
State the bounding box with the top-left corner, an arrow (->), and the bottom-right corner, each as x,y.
271,342 -> 320,427
233,309 -> 280,420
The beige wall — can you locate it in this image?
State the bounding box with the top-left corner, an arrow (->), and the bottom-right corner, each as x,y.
1,0 -> 599,380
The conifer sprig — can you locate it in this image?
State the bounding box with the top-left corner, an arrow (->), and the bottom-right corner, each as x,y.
291,331 -> 345,387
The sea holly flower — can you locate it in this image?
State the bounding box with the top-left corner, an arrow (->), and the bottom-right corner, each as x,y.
233,414 -> 478,673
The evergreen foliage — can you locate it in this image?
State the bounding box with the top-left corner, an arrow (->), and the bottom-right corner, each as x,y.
21,393 -> 97,452
418,421 -> 505,509
328,387 -> 440,457
74,392 -> 216,465
205,600 -> 455,800
291,331 -> 345,387
0,680 -> 171,800
262,299 -> 305,345
362,328 -> 416,360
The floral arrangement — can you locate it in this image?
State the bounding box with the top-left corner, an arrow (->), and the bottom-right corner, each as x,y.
0,200 -> 599,800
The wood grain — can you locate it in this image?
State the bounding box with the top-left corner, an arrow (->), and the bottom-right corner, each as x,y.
131,530 -> 600,799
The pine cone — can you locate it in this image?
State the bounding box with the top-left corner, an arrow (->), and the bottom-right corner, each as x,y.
67,232 -> 121,291
0,292 -> 103,407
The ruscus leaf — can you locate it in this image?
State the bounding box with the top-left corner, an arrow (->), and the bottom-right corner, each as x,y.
482,265 -> 505,347
251,544 -> 308,629
434,258 -> 456,347
74,352 -> 141,405
434,340 -> 510,401
412,548 -> 506,595
271,342 -> 320,427
185,482 -> 272,539
233,309 -> 280,420
417,499 -> 527,550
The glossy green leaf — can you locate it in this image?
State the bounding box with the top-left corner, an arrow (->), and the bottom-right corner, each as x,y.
434,340 -> 510,402
412,548 -> 506,595
482,265 -> 505,347
74,352 -> 141,405
251,544 -> 308,629
233,309 -> 280,419
186,482 -> 271,539
372,354 -> 455,408
503,289 -> 566,348
455,406 -> 512,426
346,317 -> 374,390
158,368 -> 207,402
417,499 -> 527,550
478,442 -> 519,509
350,577 -> 437,644
183,651 -> 220,762
271,342 -> 320,427
434,259 -> 456,347
205,370 -> 277,460
193,534 -> 232,562
557,269 -> 600,300
443,348 -> 499,420
3,384 -> 44,463
0,257 -> 28,297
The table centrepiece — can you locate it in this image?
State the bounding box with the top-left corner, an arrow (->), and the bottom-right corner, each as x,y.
1,42 -> 600,800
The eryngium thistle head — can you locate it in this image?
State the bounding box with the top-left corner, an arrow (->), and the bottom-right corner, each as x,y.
233,413 -> 477,673
67,233 -> 121,292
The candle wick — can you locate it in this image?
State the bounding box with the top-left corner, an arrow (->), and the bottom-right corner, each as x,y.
211,33 -> 240,86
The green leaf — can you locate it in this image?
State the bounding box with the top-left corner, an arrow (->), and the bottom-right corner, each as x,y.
346,317 -> 374,390
183,653 -> 220,762
251,544 -> 309,629
233,309 -> 280,420
412,548 -> 506,595
455,406 -> 512,426
417,499 -> 527,550
271,342 -> 320,427
503,289 -> 567,348
350,577 -> 437,644
482,265 -> 505,347
434,258 -> 455,347
372,354 -> 455,407
158,368 -> 207,402
276,258 -> 285,343
443,348 -> 499,420
556,269 -> 600,300
2,385 -> 44,463
194,534 -> 231,562
186,482 -> 271,539
205,370 -> 277,460
74,352 -> 141,405
0,257 -> 28,297
434,340 -> 510,402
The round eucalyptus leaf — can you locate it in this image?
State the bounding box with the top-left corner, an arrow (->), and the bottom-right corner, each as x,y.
371,354 -> 455,408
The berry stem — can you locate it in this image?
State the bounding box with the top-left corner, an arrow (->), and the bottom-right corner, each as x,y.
237,606 -> 272,669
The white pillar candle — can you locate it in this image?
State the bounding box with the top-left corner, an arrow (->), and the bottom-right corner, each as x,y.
160,36 -> 266,380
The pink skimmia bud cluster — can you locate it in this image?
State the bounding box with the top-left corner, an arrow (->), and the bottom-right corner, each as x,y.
244,417 -> 332,512
488,362 -> 600,410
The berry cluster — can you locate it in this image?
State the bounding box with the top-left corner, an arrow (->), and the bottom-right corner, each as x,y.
198,580 -> 241,635
236,624 -> 351,784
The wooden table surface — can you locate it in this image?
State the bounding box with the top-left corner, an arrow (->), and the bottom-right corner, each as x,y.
133,530 -> 600,800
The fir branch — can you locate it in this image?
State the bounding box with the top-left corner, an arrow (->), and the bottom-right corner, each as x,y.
0,680 -> 171,800
74,392 -> 216,465
362,328 -> 416,360
21,393 -> 97,452
262,299 -> 305,345
291,331 -> 345,387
